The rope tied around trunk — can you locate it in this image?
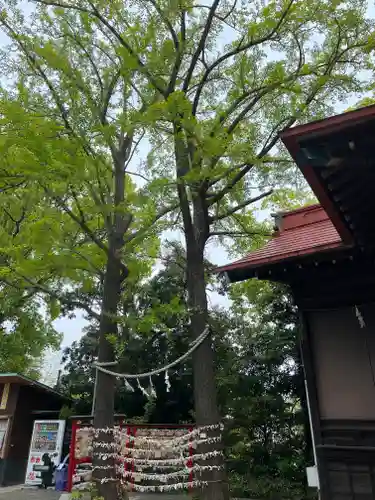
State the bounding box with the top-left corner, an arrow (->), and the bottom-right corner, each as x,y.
93,325 -> 210,380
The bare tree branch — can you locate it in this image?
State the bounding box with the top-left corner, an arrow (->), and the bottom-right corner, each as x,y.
92,40 -> 120,66
143,0 -> 179,49
0,180 -> 27,193
180,6 -> 186,42
220,66 -> 305,135
3,271 -> 101,320
101,69 -> 121,124
125,202 -> 179,243
64,19 -> 104,95
208,78 -> 325,207
124,131 -> 146,171
219,0 -> 238,21
43,186 -> 109,254
125,170 -> 150,182
3,205 -> 27,238
194,0 -> 239,33
167,32 -> 185,95
182,0 -> 220,92
209,190 -> 273,222
71,249 -> 105,279
130,81 -> 147,108
42,22 -> 121,136
209,230 -> 271,238
70,187 -> 87,222
192,0 -> 296,113
207,156 -> 293,191
174,126 -> 194,236
31,0 -> 167,95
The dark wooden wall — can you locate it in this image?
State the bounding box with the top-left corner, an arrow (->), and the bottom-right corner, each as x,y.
318,421 -> 375,500
307,306 -> 375,421
0,383 -> 19,485
0,383 -> 65,486
5,386 -> 37,485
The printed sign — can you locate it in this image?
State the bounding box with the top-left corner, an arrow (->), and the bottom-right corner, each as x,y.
0,419 -> 9,457
0,384 -> 10,410
25,420 -> 66,486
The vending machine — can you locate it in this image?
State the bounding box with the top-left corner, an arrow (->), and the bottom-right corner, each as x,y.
25,420 -> 66,485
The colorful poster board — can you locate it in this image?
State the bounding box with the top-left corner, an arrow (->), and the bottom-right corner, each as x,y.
25,420 -> 66,485
0,384 -> 10,410
0,419 -> 9,458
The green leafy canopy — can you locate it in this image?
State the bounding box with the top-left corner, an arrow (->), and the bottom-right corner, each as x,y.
0,0 -> 372,272
0,288 -> 61,377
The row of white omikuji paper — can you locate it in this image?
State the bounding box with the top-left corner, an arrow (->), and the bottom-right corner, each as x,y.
75,423 -> 223,459
73,454 -> 223,490
92,462 -> 223,480
94,436 -> 221,459
73,424 -> 223,491
95,449 -> 223,466
79,423 -> 223,441
73,479 -> 212,492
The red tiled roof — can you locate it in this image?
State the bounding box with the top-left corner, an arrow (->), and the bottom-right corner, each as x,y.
217,204 -> 348,274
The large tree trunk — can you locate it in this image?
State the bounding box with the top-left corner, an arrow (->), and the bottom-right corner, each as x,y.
92,142 -> 132,500
185,207 -> 229,500
174,126 -> 228,500
93,247 -> 124,500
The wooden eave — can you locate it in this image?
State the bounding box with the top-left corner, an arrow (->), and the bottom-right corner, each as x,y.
280,105 -> 375,249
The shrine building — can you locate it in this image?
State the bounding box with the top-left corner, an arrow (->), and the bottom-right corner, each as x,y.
217,104 -> 375,500
0,373 -> 68,486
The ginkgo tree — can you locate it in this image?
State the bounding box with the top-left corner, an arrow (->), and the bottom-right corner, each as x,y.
0,3 -> 177,499
0,286 -> 61,376
0,0 -> 374,499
